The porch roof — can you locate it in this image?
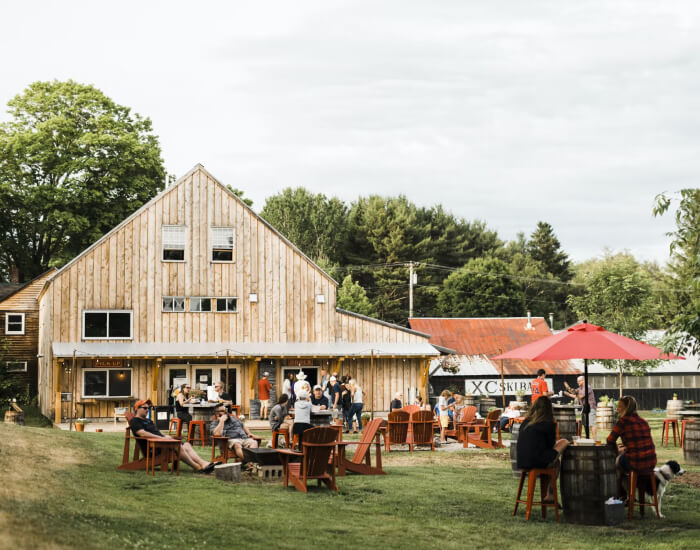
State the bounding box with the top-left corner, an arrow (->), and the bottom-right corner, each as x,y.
52,341 -> 441,359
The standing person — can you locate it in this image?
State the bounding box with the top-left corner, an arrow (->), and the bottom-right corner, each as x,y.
329,375 -> 342,411
348,379 -> 364,434
437,390 -> 452,442
258,372 -> 272,420
530,369 -> 553,404
565,376 -> 597,438
293,371 -> 308,398
607,395 -> 656,484
269,394 -> 292,444
282,372 -> 294,400
292,389 -> 313,448
175,383 -> 193,424
390,392 -> 403,412
320,367 -> 330,402
517,396 -> 569,502
210,404 -> 259,460
129,399 -> 216,473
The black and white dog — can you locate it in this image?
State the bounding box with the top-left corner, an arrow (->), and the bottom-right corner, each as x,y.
649,460 -> 686,518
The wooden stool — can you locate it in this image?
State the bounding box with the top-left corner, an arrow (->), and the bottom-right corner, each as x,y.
169,417 -> 184,438
661,419 -> 680,447
576,420 -> 582,437
513,468 -> 560,522
187,420 -> 208,446
628,470 -> 660,519
681,420 -> 691,449
272,429 -> 290,449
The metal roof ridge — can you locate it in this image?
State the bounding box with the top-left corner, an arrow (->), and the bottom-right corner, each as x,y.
336,308 -> 432,338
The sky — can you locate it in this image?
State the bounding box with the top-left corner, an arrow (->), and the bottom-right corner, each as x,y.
1,0 -> 698,264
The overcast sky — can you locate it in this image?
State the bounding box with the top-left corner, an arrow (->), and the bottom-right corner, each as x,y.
2,1 -> 698,264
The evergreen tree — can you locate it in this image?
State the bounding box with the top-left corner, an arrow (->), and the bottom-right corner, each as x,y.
336,275 -> 376,316
527,221 -> 573,281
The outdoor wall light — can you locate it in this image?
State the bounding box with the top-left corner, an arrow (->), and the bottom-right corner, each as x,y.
249,293 -> 258,303
316,294 -> 326,304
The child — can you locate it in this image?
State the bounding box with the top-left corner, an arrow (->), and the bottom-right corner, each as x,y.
438,389 -> 452,442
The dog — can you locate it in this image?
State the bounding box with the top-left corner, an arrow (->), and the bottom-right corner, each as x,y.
650,460 -> 685,517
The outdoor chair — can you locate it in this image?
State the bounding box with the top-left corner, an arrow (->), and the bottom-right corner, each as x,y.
410,410 -> 435,452
513,467 -> 560,522
450,406 -> 477,442
337,418 -> 387,476
401,405 -> 420,415
277,426 -> 339,493
211,432 -> 262,463
626,470 -> 661,519
118,411 -> 179,473
385,410 -> 410,452
463,408 -> 504,449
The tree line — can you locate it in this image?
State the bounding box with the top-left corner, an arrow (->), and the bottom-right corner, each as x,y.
1,81 -> 697,357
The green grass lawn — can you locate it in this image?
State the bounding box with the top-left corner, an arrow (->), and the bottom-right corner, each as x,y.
0,412 -> 698,550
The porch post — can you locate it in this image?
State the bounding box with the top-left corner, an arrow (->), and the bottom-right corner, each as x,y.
54,359 -> 62,425
151,359 -> 161,405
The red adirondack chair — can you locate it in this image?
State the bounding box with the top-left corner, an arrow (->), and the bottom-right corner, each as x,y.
385,410 -> 410,452
337,418 -> 386,475
277,426 -> 339,493
463,408 -> 504,449
402,405 -> 421,415
411,410 -> 435,452
118,411 -> 180,473
453,406 -> 478,442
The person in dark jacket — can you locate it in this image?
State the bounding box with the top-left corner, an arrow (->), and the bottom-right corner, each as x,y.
516,396 -> 569,501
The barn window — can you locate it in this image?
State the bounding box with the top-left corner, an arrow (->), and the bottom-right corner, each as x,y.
83,311 -> 132,339
82,368 -> 132,398
6,361 -> 27,372
5,313 -> 25,335
211,227 -> 234,262
162,225 -> 186,261
190,298 -> 212,312
215,297 -> 238,312
162,297 -> 185,312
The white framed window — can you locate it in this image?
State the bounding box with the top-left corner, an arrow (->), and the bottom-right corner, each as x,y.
211,227 -> 234,262
162,297 -> 186,312
190,298 -> 212,312
83,310 -> 133,340
162,225 -> 186,261
215,297 -> 238,312
82,368 -> 132,398
5,313 -> 25,335
6,361 -> 27,373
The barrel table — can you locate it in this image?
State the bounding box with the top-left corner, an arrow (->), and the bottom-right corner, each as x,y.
480,397 -> 496,417
561,445 -> 618,524
464,396 -> 478,409
666,399 -> 683,420
509,423 -> 521,478
682,420 -> 700,465
553,405 -> 578,442
595,405 -> 616,434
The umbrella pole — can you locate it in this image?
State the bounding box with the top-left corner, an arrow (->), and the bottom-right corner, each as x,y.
583,358 -> 590,439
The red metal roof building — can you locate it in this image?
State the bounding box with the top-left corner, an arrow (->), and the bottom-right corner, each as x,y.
409,317 -> 581,376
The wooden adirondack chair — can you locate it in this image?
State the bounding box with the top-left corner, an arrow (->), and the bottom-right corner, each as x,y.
337,418 -> 387,476
385,410 -> 410,452
463,408 -> 504,449
411,410 -> 435,452
402,405 -> 421,415
118,411 -> 179,472
454,406 -> 478,442
277,426 -> 339,493
210,412 -> 263,463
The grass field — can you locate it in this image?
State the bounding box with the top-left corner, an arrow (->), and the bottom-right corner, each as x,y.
0,412 -> 698,550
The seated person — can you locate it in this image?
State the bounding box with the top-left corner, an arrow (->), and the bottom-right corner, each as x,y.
210,404 -> 258,460
269,394 -> 292,437
607,395 -> 656,483
310,385 -> 329,409
390,392 -> 403,412
499,403 -> 522,432
175,383 -> 193,423
516,396 -> 569,502
210,381 -> 233,410
292,389 -> 313,446
129,399 -> 216,473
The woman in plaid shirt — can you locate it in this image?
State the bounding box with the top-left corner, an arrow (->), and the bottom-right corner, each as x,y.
607,395 -> 656,473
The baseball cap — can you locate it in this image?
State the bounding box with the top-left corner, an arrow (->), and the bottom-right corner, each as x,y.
263,371 -> 270,376
134,399 -> 152,410
330,376 -> 337,381
313,384 -> 322,390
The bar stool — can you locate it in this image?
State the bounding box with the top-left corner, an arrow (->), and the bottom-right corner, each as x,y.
513,468 -> 560,522
272,429 -> 290,449
661,419 -> 680,447
187,420 -> 208,446
168,417 -> 184,438
628,470 -> 660,519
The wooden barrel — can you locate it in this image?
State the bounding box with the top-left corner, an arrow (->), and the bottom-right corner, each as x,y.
464,396 -> 478,408
561,445 -> 618,524
596,405 -> 616,434
509,423 -> 521,478
480,397 -> 496,417
4,410 -> 24,425
667,399 -> 683,420
553,405 -> 577,441
683,421 -> 700,466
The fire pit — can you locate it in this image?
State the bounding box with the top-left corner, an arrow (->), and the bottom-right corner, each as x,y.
242,447 -> 282,466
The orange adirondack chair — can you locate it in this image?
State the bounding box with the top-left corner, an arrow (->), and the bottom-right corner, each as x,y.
454,406 -> 478,442
385,410 -> 410,452
337,418 -> 386,476
410,410 -> 435,452
402,405 -> 421,415
277,426 -> 339,493
463,408 -> 504,449
118,411 -> 179,472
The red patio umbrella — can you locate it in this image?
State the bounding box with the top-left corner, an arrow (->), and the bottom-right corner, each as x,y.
492,321 -> 683,437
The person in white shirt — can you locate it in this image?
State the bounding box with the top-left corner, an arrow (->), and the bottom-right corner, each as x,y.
348,379 -> 364,434
292,389 -> 313,448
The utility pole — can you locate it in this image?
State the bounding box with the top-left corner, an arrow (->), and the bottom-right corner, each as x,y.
408,262 -> 417,318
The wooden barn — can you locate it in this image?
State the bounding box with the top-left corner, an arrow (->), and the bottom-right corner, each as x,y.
37,165 -> 440,423
0,270 -> 56,397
